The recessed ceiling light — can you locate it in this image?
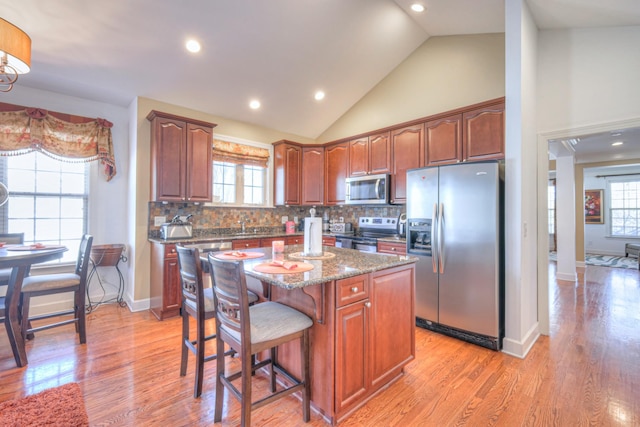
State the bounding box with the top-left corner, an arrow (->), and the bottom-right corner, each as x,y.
314,91 -> 325,101
411,4 -> 425,12
185,39 -> 201,53
249,99 -> 261,110
612,141 -> 624,146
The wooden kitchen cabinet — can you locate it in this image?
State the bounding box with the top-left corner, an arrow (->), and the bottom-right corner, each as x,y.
325,142 -> 349,205
348,132 -> 391,177
377,241 -> 406,255
285,235 -> 303,246
424,113 -> 463,166
147,110 -> 216,202
391,124 -> 424,204
232,238 -> 261,250
463,102 -> 505,162
273,140 -> 301,206
301,146 -> 324,205
322,235 -> 336,246
150,243 -> 181,320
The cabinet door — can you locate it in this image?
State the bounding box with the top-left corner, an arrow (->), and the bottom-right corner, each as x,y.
273,143 -> 301,206
391,125 -> 424,204
368,132 -> 391,175
153,118 -> 186,201
335,300 -> 369,413
369,265 -> 415,388
301,147 -> 324,205
348,137 -> 369,177
325,142 -> 349,205
463,103 -> 505,162
185,123 -> 213,202
425,114 -> 462,166
164,253 -> 182,314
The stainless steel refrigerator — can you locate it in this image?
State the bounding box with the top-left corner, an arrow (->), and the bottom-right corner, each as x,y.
406,161 -> 504,350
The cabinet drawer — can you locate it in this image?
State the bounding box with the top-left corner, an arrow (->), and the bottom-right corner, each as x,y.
336,274 -> 369,308
322,236 -> 336,246
164,244 -> 177,258
286,236 -> 303,245
377,241 -> 406,255
232,239 -> 261,249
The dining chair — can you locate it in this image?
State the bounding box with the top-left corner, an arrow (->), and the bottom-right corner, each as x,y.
19,234 -> 93,343
176,245 -> 258,398
208,254 -> 313,427
0,233 -> 25,287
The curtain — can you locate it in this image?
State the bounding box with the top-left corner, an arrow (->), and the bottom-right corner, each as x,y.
212,139 -> 269,168
0,107 -> 116,181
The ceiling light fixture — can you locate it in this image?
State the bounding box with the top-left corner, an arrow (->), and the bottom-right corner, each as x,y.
411,4 -> 425,12
612,141 -> 624,146
185,39 -> 201,53
249,99 -> 261,110
314,90 -> 325,101
0,18 -> 31,92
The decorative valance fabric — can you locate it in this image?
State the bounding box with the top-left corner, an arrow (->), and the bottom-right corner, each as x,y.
212,139 -> 269,168
0,108 -> 116,181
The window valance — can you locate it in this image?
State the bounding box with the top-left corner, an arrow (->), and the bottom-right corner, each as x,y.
0,107 -> 116,181
212,139 -> 269,168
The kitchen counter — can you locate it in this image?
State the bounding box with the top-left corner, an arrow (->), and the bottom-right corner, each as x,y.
148,230 -> 306,245
206,245 -> 417,290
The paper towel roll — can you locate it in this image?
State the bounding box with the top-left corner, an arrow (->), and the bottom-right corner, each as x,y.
303,217 -> 323,256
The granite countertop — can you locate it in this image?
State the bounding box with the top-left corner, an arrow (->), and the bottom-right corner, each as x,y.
205,245 -> 417,290
148,231 -> 305,245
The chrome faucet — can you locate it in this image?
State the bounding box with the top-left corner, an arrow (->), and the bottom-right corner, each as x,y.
238,221 -> 246,233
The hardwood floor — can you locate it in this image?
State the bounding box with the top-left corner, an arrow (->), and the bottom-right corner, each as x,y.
1,263 -> 638,426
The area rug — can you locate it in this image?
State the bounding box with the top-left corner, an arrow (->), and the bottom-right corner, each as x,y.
549,252 -> 638,269
0,382 -> 89,426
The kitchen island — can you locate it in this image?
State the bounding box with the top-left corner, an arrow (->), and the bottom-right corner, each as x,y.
217,245 -> 417,426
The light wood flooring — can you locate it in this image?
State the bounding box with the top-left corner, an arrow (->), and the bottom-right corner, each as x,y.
1,263 -> 639,426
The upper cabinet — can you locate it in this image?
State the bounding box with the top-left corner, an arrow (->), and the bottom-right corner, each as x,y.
424,114 -> 462,166
462,102 -> 505,162
348,132 -> 391,177
391,124 -> 424,204
301,146 -> 324,206
148,110 -> 216,203
325,142 -> 349,205
273,141 -> 302,206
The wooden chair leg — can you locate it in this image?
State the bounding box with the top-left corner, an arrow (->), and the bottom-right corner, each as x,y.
76,289 -> 87,344
301,330 -> 310,422
241,347 -> 253,427
19,293 -> 32,340
270,347 -> 277,392
194,316 -> 205,398
214,330 -> 225,423
179,309 -> 189,377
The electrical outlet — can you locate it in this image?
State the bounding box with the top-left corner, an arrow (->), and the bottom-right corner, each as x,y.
154,216 -> 166,226
281,215 -> 288,224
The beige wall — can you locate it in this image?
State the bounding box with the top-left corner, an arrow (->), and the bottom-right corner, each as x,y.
317,33 -> 505,143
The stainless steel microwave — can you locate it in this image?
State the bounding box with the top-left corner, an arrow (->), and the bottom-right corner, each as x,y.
345,174 -> 389,205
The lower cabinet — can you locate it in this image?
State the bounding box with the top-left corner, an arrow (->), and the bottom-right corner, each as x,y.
322,235 -> 336,246
377,241 -> 406,255
150,243 -> 181,320
232,238 -> 261,249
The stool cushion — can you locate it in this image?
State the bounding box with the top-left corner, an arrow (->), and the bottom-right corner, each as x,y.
626,243 -> 640,250
222,301 -> 312,345
21,273 -> 80,293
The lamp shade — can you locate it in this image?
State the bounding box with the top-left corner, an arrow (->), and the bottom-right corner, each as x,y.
0,18 -> 31,74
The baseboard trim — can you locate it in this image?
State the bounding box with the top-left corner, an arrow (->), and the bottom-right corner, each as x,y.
502,322 -> 540,359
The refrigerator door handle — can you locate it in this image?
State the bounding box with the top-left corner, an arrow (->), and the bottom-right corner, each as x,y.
438,202 -> 445,274
432,202 -> 438,273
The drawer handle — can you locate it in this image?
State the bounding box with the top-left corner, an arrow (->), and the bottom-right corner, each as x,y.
391,247 -> 396,251
364,302 -> 371,308
351,287 -> 358,293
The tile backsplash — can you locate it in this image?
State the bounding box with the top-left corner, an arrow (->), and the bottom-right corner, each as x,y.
148,203 -> 404,238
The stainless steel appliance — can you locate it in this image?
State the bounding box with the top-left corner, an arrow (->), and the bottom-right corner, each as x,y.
345,174 -> 389,205
333,216 -> 400,252
407,161 -> 504,350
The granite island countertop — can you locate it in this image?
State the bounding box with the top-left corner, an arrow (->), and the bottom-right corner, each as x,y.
205,245 -> 417,290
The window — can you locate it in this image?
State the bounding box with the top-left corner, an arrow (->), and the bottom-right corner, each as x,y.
212,161 -> 266,206
1,152 -> 88,263
609,179 -> 640,237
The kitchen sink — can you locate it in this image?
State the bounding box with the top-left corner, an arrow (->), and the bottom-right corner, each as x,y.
184,241 -> 232,253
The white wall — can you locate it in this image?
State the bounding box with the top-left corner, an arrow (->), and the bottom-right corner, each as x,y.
1,85 -> 130,313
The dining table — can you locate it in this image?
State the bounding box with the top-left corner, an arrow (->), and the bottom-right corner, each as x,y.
1,244 -> 67,367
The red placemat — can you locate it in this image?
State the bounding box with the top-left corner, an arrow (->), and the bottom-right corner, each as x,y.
6,245 -> 66,251
253,261 -> 314,274
213,251 -> 265,260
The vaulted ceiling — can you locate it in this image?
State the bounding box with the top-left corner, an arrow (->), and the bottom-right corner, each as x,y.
1,0 -> 639,140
